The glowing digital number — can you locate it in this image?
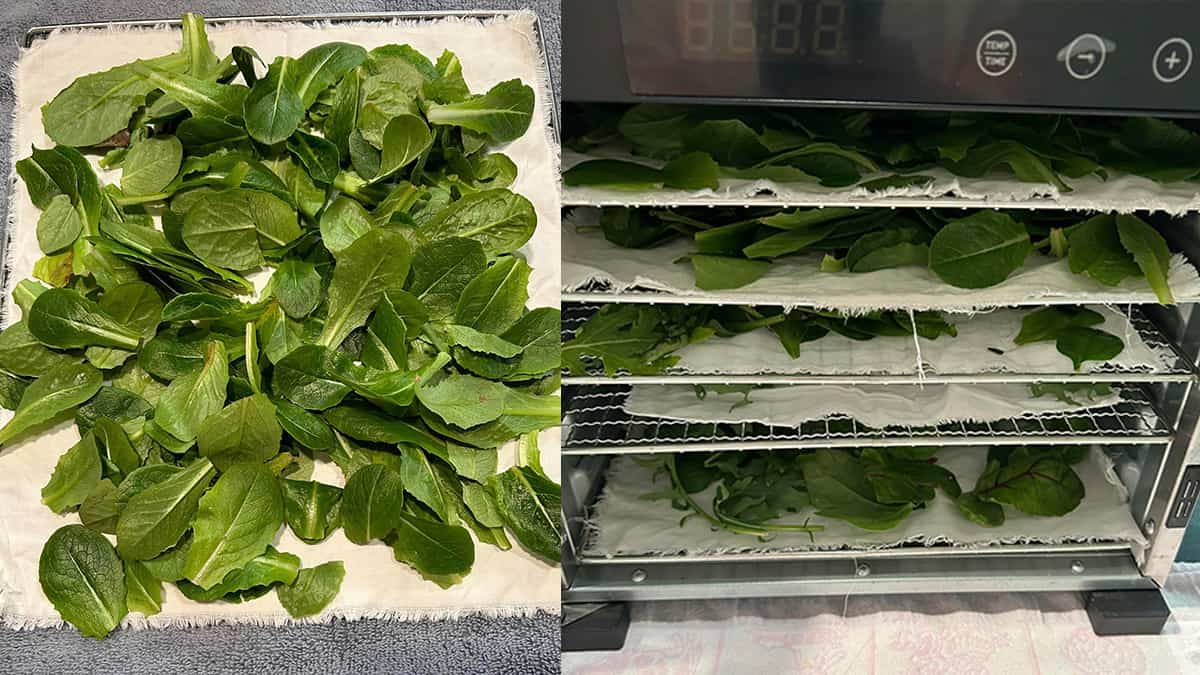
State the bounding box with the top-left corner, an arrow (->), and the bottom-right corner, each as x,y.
682,0 -> 716,59
813,0 -> 846,56
727,0 -> 757,56
769,0 -> 802,55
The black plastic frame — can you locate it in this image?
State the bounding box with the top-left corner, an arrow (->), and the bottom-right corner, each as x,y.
565,0 -> 1200,118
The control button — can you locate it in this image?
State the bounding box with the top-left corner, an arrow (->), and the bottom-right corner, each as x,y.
1064,33 -> 1107,79
976,29 -> 1016,77
1154,37 -> 1193,83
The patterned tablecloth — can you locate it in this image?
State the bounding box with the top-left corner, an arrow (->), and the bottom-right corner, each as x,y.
564,563 -> 1200,674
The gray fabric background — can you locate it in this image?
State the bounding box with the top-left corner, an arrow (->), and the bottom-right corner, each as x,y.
0,2 -> 560,673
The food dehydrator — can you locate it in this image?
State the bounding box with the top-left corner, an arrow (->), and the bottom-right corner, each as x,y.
560,0 -> 1200,650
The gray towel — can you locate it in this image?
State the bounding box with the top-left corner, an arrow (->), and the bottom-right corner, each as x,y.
0,2 -> 561,673
0,614 -> 561,674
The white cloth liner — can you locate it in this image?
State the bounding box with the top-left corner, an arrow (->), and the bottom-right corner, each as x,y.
562,208 -> 1200,313
584,449 -> 1148,560
622,383 -> 1124,428
563,147 -> 1200,215
670,305 -> 1169,377
0,13 -> 561,631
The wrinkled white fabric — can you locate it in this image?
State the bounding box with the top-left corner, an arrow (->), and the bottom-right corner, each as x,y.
670,305 -> 1168,377
622,382 -> 1124,428
562,209 -> 1200,312
1,12 -> 561,630
565,147 -> 1200,215
585,449 -> 1147,559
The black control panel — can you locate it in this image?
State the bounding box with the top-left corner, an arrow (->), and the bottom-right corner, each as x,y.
1167,465 -> 1200,528
564,0 -> 1200,116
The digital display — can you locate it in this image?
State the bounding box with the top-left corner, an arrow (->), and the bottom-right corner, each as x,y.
617,0 -> 859,99
676,0 -> 849,63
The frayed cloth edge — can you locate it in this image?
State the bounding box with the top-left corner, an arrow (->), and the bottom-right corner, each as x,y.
0,603 -> 561,632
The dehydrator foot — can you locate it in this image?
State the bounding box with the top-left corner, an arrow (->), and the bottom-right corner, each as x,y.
1085,588 -> 1171,636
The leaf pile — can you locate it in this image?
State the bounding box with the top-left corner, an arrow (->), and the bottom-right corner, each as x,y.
588,207 -> 1179,301
565,103 -> 1200,192
561,304 -> 716,376
8,14 -> 560,638
1015,306 -> 1125,371
562,303 -> 956,376
639,446 -> 1086,539
636,451 -> 822,539
956,446 -> 1087,527
565,301 -> 1134,376
639,447 -> 961,536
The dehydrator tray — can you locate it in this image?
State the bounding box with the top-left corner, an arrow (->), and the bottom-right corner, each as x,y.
580,448 -> 1147,559
561,218 -> 1200,311
619,382 -> 1123,429
561,303 -> 1196,384
562,148 -> 1200,215
562,385 -> 1172,454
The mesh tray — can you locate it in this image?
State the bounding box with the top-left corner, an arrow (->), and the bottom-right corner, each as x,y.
561,384 -> 1173,453
561,303 -> 1196,384
560,279 -> 1200,309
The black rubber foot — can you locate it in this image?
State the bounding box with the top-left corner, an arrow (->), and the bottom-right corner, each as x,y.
1085,588 -> 1171,636
562,603 -> 631,652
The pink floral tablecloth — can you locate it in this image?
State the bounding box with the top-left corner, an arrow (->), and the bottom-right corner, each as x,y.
564,564 -> 1200,674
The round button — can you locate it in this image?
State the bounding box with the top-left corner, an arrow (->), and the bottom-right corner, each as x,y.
1065,33 -> 1107,80
1154,37 -> 1193,83
976,29 -> 1017,77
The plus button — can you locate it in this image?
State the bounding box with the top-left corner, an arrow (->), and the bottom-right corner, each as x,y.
1154,38 -> 1193,83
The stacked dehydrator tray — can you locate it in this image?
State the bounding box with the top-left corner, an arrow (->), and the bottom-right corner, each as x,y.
560,0 -> 1200,650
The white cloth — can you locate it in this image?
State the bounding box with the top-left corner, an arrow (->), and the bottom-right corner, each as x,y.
622,383 -> 1125,428
563,209 -> 1200,313
584,448 -> 1147,558
564,147 -> 1200,215
1,13 -> 561,630
669,305 -> 1169,377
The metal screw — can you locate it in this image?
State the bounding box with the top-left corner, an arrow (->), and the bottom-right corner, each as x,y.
1071,560 -> 1086,574
855,563 -> 871,577
631,569 -> 647,583
1144,519 -> 1157,536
